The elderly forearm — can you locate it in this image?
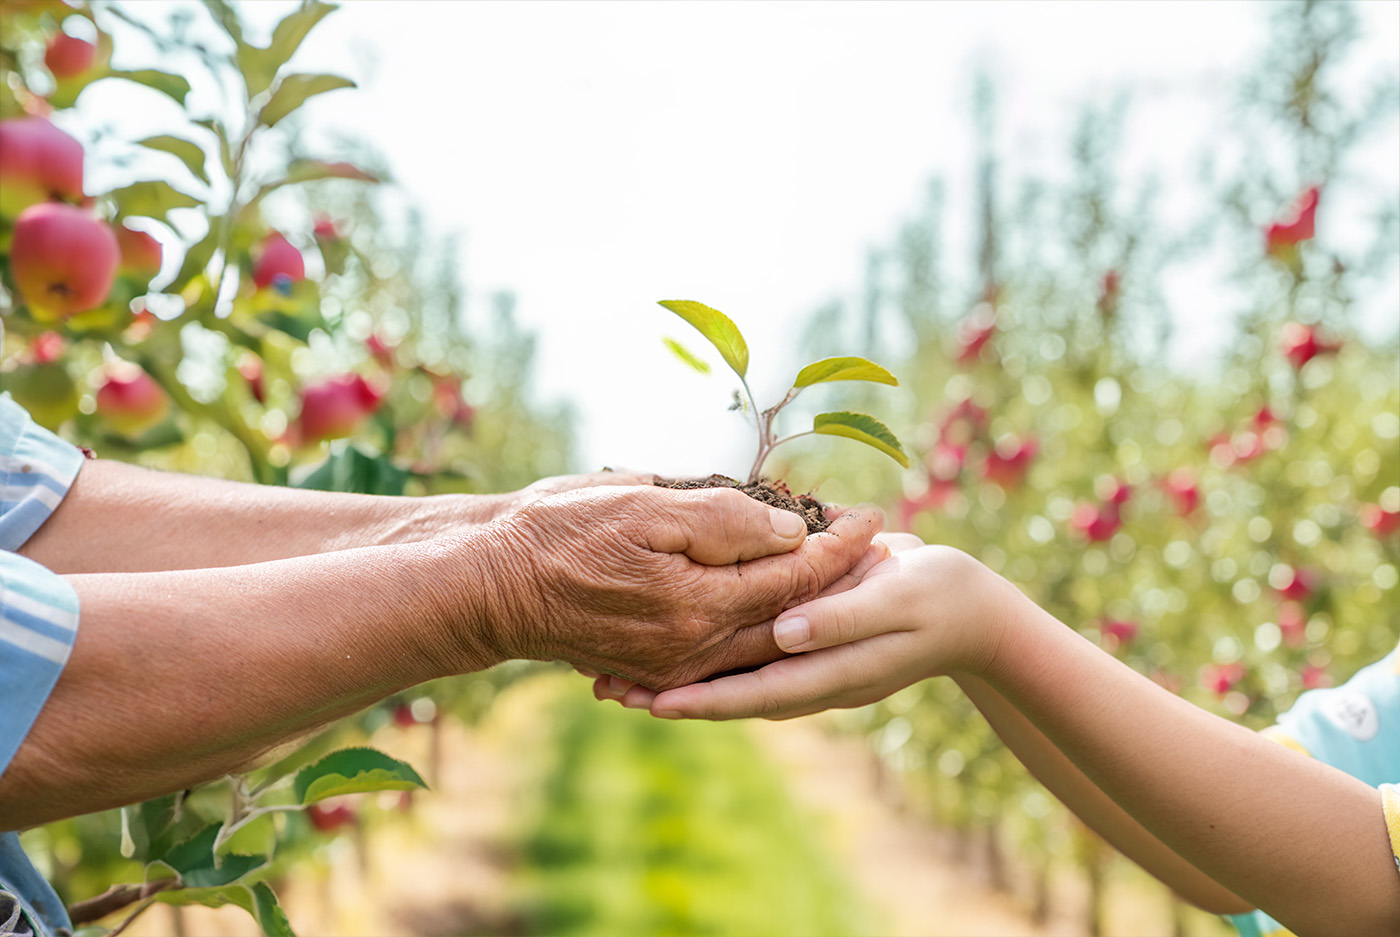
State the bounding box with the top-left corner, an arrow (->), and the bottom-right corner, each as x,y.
980,598 -> 1400,936
18,458 -> 508,573
0,537 -> 497,830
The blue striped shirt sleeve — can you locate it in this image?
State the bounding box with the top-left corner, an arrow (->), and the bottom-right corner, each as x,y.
0,393 -> 83,777
0,393 -> 84,551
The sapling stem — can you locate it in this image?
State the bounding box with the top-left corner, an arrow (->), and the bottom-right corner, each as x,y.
747,387 -> 801,484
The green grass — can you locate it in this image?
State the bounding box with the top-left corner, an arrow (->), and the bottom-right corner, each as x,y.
515,681 -> 869,937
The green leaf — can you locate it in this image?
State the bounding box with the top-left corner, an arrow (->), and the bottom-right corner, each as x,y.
238,1 -> 338,98
794,356 -> 898,389
104,180 -> 202,221
157,824 -> 268,888
173,229 -> 220,291
258,73 -> 355,128
252,159 -> 380,204
812,411 -> 909,468
662,337 -> 711,375
658,300 -> 748,379
124,794 -> 180,862
138,134 -> 211,186
157,882 -> 297,936
247,882 -> 298,937
194,119 -> 236,178
201,0 -> 246,44
295,446 -> 408,496
107,69 -> 193,106
293,746 -> 428,804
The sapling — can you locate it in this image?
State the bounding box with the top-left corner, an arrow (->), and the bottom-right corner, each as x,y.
658,298 -> 908,493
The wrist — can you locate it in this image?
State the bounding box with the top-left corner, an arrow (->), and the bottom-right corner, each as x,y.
968,573 -> 1060,689
411,529 -> 523,676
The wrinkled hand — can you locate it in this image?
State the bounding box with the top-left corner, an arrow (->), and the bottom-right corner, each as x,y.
607,534 -> 1015,719
587,532 -> 898,703
510,469 -> 655,506
470,485 -> 881,690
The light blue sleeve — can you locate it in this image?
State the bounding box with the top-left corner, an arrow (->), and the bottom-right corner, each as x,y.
0,392 -> 84,777
0,393 -> 84,551
1272,642 -> 1400,787
0,394 -> 83,936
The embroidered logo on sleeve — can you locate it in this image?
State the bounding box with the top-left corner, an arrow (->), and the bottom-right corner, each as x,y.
1319,691 -> 1379,741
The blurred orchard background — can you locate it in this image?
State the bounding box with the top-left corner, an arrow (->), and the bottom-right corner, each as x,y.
1,1 -> 1397,936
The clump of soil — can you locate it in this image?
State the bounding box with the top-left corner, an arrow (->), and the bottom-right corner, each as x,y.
653,473 -> 831,534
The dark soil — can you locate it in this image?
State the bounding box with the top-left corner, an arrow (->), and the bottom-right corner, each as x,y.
652,473 -> 831,534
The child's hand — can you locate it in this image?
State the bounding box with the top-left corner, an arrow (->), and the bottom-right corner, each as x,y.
623,539 -> 1015,720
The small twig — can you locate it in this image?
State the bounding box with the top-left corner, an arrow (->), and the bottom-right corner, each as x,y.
68,878 -> 179,926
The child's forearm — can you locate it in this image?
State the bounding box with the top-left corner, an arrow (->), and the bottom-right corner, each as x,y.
979,595 -> 1400,936
955,673 -> 1251,913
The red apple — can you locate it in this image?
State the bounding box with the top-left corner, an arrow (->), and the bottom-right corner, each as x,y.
1071,502 -> 1122,542
251,231 -> 305,291
115,223 -> 162,277
1202,661 -> 1245,696
1162,468 -> 1200,516
29,331 -> 66,364
10,202 -> 119,319
1101,619 -> 1138,644
366,334 -> 396,369
1274,565 -> 1317,602
1299,664 -> 1331,690
982,436 -> 1037,488
1098,269 -> 1120,317
392,703 -> 418,728
1265,186 -> 1320,257
306,802 -> 356,833
44,32 -> 96,79
95,363 -> 168,436
0,117 -> 85,217
1280,322 -> 1340,371
297,374 -> 383,443
1360,504 -> 1400,539
954,307 -> 996,364
237,355 -> 266,404
1278,601 -> 1307,648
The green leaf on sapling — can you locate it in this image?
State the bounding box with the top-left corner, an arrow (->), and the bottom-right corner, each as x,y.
794,356 -> 898,389
662,337 -> 712,375
292,747 -> 428,804
258,73 -> 356,128
812,411 -> 910,468
658,300 -> 749,379
137,135 -> 211,186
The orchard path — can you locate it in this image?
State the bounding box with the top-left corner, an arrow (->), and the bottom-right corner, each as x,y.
123,675 -> 1104,937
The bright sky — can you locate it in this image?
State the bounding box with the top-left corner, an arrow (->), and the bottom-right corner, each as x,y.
89,1 -> 1400,478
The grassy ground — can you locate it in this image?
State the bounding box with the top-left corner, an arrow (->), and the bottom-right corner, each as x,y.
513,678 -> 872,937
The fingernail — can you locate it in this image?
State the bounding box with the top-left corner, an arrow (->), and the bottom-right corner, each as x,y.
770,509 -> 806,539
653,709 -> 683,720
774,615 -> 810,651
607,676 -> 629,696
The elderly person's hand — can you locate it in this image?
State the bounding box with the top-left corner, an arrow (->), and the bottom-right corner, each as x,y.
461,485 -> 882,689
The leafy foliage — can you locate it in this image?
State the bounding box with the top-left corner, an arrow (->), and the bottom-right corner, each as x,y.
660,300 -> 906,482
0,2 -> 573,934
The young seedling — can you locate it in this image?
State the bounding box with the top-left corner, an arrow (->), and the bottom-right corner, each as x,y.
659,299 -> 909,485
